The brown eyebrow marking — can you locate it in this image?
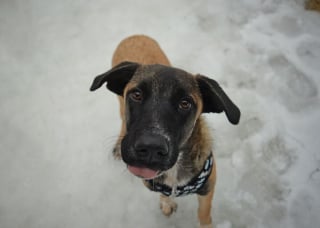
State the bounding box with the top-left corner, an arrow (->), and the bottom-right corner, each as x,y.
123,81 -> 138,99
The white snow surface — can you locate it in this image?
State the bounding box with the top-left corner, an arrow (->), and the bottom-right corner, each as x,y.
1,0 -> 320,227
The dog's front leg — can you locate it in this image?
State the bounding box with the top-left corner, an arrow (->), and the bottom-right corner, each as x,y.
197,160 -> 216,228
159,194 -> 177,216
197,189 -> 214,228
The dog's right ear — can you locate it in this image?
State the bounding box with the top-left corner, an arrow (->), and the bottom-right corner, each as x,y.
90,61 -> 140,96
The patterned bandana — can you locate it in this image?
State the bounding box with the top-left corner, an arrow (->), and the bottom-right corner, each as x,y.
146,153 -> 213,197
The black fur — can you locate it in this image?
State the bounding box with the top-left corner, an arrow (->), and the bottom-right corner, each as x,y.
90,62 -> 240,173
121,66 -> 199,171
90,61 -> 139,95
196,75 -> 241,125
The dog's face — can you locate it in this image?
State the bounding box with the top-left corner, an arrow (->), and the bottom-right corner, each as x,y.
90,62 -> 240,179
121,65 -> 203,177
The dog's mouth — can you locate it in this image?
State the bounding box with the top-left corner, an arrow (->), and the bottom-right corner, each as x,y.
127,165 -> 161,180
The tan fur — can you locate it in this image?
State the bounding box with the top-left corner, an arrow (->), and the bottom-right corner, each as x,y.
112,35 -> 215,227
305,0 -> 320,12
112,35 -> 171,67
189,117 -> 213,165
159,194 -> 178,216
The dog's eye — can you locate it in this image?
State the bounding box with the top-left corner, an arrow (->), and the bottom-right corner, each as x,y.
179,99 -> 192,110
129,90 -> 143,102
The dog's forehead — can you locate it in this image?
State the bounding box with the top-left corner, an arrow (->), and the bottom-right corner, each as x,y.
131,64 -> 196,93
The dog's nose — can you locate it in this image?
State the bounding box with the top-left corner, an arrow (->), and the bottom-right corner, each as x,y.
134,134 -> 169,161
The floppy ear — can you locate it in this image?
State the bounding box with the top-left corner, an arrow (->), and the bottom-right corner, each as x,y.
196,75 -> 241,125
90,61 -> 140,95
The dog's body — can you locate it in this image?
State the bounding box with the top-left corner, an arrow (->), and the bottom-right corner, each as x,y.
90,35 -> 240,227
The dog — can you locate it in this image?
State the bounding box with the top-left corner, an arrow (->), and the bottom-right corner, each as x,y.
90,35 -> 240,227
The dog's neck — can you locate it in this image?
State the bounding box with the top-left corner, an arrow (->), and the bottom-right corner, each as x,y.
162,116 -> 213,187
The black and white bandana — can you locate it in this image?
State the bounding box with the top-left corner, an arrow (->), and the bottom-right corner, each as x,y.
146,153 -> 213,197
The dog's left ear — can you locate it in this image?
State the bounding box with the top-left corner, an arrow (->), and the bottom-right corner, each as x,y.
196,75 -> 241,125
90,61 -> 140,96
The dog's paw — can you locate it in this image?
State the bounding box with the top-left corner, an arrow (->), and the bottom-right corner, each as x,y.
198,223 -> 213,228
159,197 -> 177,217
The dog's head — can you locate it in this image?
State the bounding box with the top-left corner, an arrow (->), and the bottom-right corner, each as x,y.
90,62 -> 240,179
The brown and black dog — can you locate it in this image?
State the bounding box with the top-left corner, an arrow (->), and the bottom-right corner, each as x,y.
90,35 -> 240,228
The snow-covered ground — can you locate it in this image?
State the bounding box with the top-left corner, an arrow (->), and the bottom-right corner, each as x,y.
1,0 -> 319,227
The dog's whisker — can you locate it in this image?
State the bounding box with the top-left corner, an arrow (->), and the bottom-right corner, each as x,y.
104,135 -> 121,144
103,135 -> 125,154
118,165 -> 129,177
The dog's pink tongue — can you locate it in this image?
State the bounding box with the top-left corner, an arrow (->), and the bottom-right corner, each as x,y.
127,166 -> 158,179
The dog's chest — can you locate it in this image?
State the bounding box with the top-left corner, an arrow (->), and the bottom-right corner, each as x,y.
163,158 -> 192,188
163,165 -> 182,188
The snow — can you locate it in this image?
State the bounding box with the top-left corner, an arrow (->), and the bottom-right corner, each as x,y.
0,0 -> 319,227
